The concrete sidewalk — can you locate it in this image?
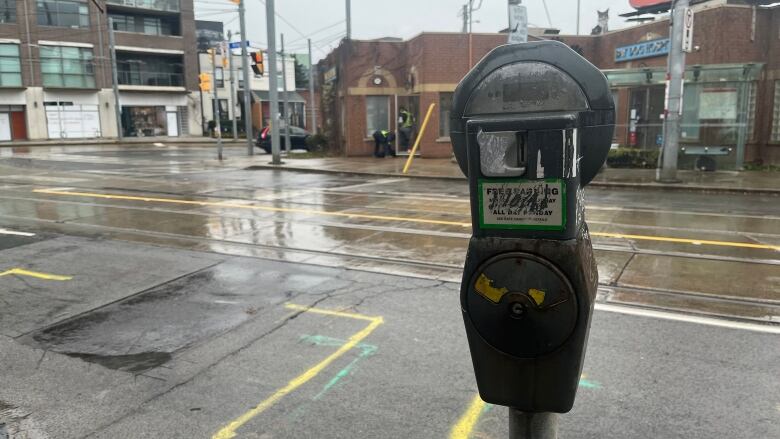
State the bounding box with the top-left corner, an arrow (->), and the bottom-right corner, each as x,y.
243,155 -> 779,195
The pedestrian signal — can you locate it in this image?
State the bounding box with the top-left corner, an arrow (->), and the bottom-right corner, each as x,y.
250,52 -> 264,76
199,73 -> 212,92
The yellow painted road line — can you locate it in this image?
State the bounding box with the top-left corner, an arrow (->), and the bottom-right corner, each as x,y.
0,268 -> 72,281
33,188 -> 780,251
449,393 -> 487,439
284,303 -> 381,322
212,304 -> 384,439
32,188 -> 470,228
591,231 -> 780,251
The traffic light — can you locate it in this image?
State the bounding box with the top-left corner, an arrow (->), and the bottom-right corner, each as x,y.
250,51 -> 264,76
199,73 -> 212,92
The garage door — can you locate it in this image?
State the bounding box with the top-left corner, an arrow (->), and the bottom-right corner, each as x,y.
45,102 -> 101,139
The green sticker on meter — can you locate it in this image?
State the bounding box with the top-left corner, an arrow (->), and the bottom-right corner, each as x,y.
478,179 -> 566,230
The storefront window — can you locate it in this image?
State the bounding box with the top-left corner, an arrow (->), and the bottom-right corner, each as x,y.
40,45 -> 95,88
122,106 -> 167,137
0,0 -> 15,23
772,81 -> 780,143
365,96 -> 388,137
37,0 -> 89,28
0,44 -> 22,87
439,92 -> 453,138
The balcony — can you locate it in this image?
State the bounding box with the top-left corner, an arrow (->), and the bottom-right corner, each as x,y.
106,0 -> 179,13
118,70 -> 183,87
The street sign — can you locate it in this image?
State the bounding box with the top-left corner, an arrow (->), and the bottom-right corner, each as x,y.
229,41 -> 250,49
507,0 -> 528,44
682,7 -> 694,53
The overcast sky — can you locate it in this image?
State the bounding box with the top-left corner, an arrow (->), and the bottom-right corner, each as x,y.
194,0 -> 643,60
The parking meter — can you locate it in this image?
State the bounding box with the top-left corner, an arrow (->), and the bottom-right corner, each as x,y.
451,41 -> 614,413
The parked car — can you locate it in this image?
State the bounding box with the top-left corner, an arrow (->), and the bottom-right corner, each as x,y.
256,126 -> 311,153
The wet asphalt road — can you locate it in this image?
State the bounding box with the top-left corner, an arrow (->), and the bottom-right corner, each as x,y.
0,145 -> 778,439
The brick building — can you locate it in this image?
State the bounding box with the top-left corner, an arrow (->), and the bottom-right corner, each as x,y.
0,0 -> 202,141
317,0 -> 780,167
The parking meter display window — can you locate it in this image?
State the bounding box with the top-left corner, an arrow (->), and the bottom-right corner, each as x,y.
465,62 -> 588,116
466,252 -> 577,358
478,179 -> 565,230
477,129 -> 525,177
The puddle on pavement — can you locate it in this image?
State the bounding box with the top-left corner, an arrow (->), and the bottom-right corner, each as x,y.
64,351 -> 172,373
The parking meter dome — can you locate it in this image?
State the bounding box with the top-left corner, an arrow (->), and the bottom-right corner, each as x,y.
450,41 -> 614,186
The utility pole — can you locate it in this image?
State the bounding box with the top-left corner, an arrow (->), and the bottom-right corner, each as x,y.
108,17 -> 123,140
239,0 -> 254,155
461,4 -> 468,33
281,33 -> 291,154
346,0 -> 352,40
658,0 -> 689,182
228,30 -> 238,141
509,410 -> 558,439
211,48 -> 223,160
266,0 -> 282,164
307,38 -> 317,135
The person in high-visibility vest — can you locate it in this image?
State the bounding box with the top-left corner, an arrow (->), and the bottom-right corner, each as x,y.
372,130 -> 396,158
398,107 -> 415,152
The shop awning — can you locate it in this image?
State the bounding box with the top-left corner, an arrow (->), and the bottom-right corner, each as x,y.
237,90 -> 306,103
602,63 -> 764,87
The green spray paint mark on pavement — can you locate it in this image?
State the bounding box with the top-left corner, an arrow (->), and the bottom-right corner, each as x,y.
299,334 -> 378,400
578,378 -> 602,389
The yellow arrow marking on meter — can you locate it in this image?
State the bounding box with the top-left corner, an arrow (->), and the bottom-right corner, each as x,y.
529,288 -> 546,306
474,273 -> 508,303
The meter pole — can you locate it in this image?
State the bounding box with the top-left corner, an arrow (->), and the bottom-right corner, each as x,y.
211,48 -> 223,160
228,30 -> 238,141
265,0 -> 281,164
280,33 -> 291,154
508,410 -> 558,439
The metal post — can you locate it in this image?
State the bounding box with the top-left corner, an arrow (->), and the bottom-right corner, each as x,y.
508,409 -> 558,439
228,30 -> 238,141
735,70 -> 751,170
576,0 -> 581,35
281,34 -> 291,153
212,49 -> 223,160
239,0 -> 254,155
308,38 -> 317,135
659,0 -> 688,182
108,18 -> 123,139
346,0 -> 352,40
266,0 -> 282,164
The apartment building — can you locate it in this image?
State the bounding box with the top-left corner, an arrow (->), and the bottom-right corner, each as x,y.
0,0 -> 202,141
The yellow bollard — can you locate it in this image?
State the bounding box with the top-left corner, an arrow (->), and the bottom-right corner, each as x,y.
402,103 -> 436,174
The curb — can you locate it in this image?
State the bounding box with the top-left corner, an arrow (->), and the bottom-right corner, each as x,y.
245,163 -> 779,195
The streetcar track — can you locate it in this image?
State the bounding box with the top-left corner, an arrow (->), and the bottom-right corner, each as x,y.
2,213 -> 778,325
0,193 -> 778,267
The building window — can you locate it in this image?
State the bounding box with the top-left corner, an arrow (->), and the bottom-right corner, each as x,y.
0,44 -> 22,87
105,0 -> 180,13
0,0 -> 15,23
117,53 -> 183,87
215,67 -> 224,88
365,95 -> 388,137
37,0 -> 89,28
218,99 -> 228,120
40,45 -> 95,88
109,13 -> 178,36
439,92 -> 453,138
772,81 -> 780,143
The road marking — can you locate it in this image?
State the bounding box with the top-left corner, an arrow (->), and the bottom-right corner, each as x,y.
0,228 -> 35,237
212,304 -> 384,439
451,374 -> 600,439
591,231 -> 780,251
33,188 -> 471,228
595,303 -> 780,334
32,188 -> 780,251
0,268 -> 71,281
450,394 -> 488,439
